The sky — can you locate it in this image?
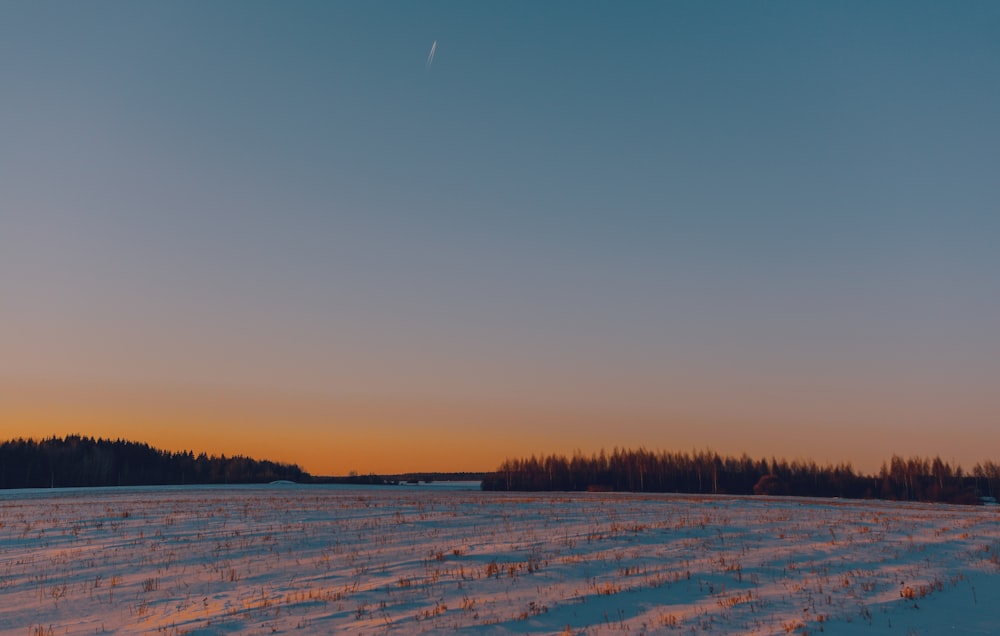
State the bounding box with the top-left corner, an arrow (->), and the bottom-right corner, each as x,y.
2,1 -> 999,475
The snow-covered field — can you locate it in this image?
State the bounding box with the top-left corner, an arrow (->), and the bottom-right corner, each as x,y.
3,485 -> 998,635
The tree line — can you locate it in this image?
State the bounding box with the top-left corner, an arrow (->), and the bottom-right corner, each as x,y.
481,448 -> 1000,505
0,435 -> 308,489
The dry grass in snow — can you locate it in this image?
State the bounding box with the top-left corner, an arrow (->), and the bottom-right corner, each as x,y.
2,484 -> 999,634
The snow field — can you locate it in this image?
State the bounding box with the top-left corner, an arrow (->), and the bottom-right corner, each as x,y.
2,485 -> 999,635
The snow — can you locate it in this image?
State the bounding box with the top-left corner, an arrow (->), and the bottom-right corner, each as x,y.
2,485 -> 998,634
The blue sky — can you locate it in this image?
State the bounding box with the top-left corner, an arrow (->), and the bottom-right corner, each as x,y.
2,1 -> 998,472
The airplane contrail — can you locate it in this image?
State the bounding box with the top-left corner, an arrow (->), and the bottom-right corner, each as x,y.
426,40 -> 437,69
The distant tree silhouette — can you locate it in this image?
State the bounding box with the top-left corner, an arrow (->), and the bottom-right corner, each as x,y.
482,448 -> 983,505
0,435 -> 307,489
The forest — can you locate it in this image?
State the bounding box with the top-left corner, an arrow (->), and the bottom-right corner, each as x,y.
7,436 -> 1000,505
481,448 -> 1000,505
0,435 -> 307,489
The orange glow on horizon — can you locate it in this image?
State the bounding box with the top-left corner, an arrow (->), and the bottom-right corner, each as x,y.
2,378 -> 996,477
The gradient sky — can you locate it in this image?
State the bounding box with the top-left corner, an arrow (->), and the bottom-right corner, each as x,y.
2,1 -> 999,475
